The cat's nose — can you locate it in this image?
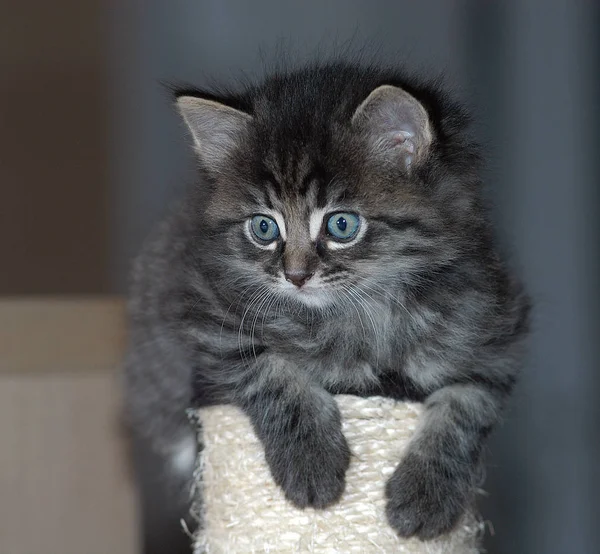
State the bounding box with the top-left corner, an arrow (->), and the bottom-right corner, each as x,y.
284,269 -> 314,288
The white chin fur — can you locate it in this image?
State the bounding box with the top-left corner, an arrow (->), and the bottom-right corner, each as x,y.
282,286 -> 330,308
295,292 -> 328,308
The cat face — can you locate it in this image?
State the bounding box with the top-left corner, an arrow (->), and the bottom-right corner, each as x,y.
177,67 -> 467,310
208,173 -> 432,310
231,184 -> 374,309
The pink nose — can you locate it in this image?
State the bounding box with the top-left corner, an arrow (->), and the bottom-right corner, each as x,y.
284,269 -> 314,288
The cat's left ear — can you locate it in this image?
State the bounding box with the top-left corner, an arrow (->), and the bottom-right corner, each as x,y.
351,85 -> 432,170
176,96 -> 252,170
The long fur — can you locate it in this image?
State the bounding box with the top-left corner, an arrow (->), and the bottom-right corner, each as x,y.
124,61 -> 530,547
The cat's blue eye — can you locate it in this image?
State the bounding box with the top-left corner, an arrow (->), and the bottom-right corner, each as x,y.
326,212 -> 360,241
250,215 -> 280,243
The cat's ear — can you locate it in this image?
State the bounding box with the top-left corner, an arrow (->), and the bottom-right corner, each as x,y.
176,96 -> 252,170
351,85 -> 432,170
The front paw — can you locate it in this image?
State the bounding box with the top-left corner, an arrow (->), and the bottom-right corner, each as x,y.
385,452 -> 472,540
265,431 -> 351,509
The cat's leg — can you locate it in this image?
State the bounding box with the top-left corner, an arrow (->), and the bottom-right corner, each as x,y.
385,383 -> 500,539
238,354 -> 351,509
130,427 -> 196,554
124,344 -> 196,554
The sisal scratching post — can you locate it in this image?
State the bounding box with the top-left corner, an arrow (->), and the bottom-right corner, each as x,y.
192,396 -> 483,553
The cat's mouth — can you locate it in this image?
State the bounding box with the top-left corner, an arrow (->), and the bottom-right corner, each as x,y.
279,277 -> 329,308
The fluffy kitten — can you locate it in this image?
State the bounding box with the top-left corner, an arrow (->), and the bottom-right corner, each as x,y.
124,61 -> 530,551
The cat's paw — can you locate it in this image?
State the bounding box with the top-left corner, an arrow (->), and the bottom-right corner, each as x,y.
266,431 -> 351,509
385,452 -> 471,540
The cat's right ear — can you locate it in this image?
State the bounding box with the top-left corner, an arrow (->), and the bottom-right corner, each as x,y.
351,85 -> 432,171
176,96 -> 252,170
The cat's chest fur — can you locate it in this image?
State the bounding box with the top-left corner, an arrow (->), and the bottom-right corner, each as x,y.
265,303 -> 401,392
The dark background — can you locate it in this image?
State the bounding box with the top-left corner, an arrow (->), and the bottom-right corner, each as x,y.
3,1 -> 599,553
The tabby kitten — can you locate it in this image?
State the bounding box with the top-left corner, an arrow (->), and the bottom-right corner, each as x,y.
124,61 -> 530,551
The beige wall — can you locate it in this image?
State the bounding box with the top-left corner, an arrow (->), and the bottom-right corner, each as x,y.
0,298 -> 138,554
0,1 -> 110,293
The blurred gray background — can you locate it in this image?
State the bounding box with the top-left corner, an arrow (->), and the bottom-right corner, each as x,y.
3,1 -> 599,553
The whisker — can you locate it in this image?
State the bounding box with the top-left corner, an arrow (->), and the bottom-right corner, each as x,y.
249,288 -> 274,362
348,283 -> 381,365
338,284 -> 367,340
359,277 -> 420,329
237,285 -> 268,368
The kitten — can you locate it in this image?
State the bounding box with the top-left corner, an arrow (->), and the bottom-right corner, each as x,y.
123,61 -> 530,551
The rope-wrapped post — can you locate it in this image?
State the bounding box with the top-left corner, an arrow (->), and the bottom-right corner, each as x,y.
192,396 -> 483,553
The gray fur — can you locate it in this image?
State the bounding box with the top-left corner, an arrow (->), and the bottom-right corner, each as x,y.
123,61 -> 530,547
